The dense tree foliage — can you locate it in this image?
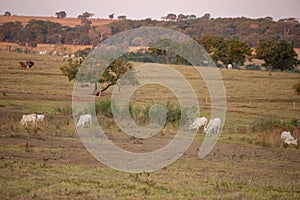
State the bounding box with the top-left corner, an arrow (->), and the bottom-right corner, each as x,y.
256,40 -> 298,71
197,36 -> 252,66
198,36 -> 227,63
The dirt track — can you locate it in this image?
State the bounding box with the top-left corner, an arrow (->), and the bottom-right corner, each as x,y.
1,135 -> 299,173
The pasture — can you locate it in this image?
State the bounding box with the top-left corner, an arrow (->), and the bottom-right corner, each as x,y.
0,51 -> 300,199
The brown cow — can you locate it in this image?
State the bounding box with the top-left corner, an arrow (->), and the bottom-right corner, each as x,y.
26,60 -> 34,68
19,61 -> 27,69
19,60 -> 35,69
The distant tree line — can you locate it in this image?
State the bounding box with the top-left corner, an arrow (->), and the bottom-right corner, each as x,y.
0,19 -> 111,46
1,16 -> 299,48
108,17 -> 300,47
161,13 -> 211,21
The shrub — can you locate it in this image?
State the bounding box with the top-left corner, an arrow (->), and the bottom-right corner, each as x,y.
54,104 -> 72,115
250,116 -> 281,132
15,48 -> 22,53
250,116 -> 300,133
245,64 -> 261,70
95,98 -> 114,118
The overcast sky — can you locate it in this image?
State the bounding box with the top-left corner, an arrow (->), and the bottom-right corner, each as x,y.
0,0 -> 299,20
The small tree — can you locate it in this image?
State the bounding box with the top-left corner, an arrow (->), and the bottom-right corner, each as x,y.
4,11 -> 11,16
201,13 -> 211,20
256,40 -> 298,71
55,11 -> 67,19
60,58 -> 137,96
81,12 -> 94,18
60,58 -> 80,81
108,14 -> 114,19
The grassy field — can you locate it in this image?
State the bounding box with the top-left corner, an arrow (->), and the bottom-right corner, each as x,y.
0,51 -> 300,199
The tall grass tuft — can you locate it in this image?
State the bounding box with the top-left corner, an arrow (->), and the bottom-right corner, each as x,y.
250,116 -> 299,132
54,104 -> 72,115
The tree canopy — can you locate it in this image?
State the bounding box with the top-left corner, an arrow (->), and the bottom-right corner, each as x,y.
60,58 -> 137,96
55,11 -> 67,19
198,36 -> 252,67
256,40 -> 298,71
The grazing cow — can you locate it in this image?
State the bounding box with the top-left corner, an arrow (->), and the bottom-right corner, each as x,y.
19,61 -> 27,69
204,118 -> 221,134
281,131 -> 298,146
20,114 -> 38,127
26,60 -> 34,68
36,114 -> 45,122
39,50 -> 47,55
189,117 -> 208,131
76,114 -> 92,127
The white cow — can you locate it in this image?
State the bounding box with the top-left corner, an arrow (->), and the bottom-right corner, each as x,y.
281,131 -> 298,146
76,114 -> 92,127
36,114 -> 45,122
204,118 -> 221,134
20,114 -> 38,127
189,117 -> 208,131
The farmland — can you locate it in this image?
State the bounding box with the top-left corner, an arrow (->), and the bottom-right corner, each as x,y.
0,51 -> 300,199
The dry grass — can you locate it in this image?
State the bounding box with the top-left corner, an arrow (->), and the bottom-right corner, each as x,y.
1,52 -> 300,133
0,42 -> 93,55
1,52 -> 300,199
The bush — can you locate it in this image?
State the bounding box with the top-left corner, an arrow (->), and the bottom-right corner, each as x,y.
75,48 -> 92,57
250,116 -> 299,132
54,104 -> 72,115
15,48 -> 22,53
95,98 -> 114,118
245,64 -> 261,70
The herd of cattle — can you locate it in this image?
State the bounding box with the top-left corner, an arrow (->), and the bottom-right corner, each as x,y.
19,113 -> 92,128
19,114 -> 297,147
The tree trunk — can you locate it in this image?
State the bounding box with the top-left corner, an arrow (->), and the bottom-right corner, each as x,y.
94,82 -> 116,97
92,82 -> 98,95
